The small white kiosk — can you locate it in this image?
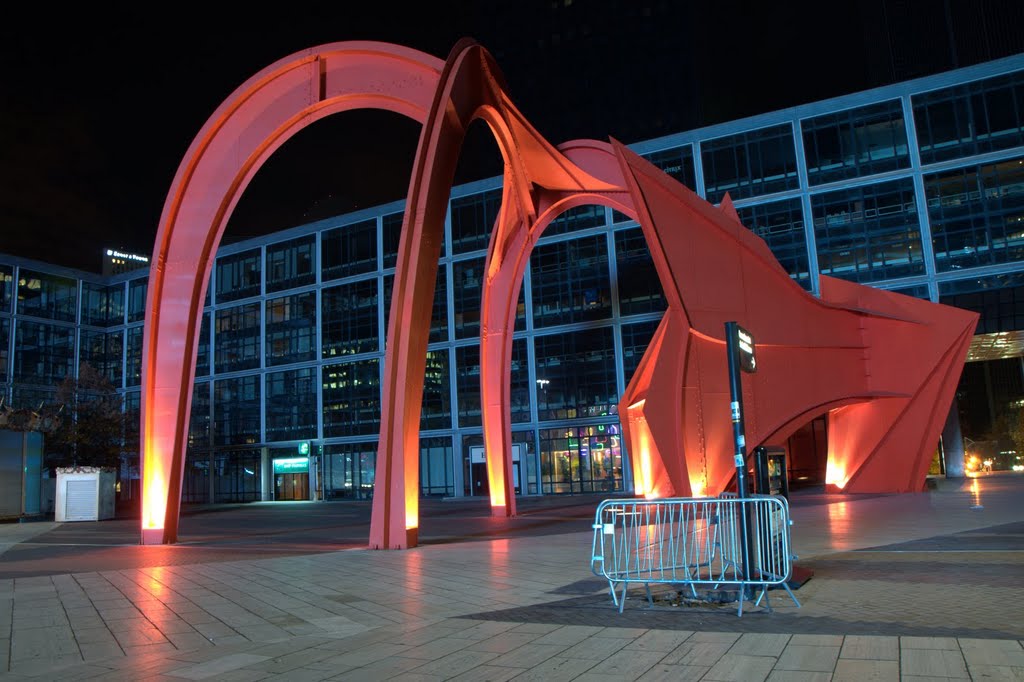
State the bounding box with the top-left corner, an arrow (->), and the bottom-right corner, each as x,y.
55,466 -> 117,522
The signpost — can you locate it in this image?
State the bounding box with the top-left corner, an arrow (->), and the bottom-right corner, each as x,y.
725,321 -> 757,587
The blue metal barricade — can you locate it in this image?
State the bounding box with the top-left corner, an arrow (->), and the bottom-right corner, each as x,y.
590,494 -> 800,616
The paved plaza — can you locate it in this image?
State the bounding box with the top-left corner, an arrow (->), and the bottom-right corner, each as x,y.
1,474 -> 1023,680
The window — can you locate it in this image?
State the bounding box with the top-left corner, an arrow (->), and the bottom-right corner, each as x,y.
802,100 -> 910,185
125,326 -> 144,387
213,375 -> 261,445
0,264 -> 12,313
914,70 -> 1024,165
455,338 -> 530,428
939,273 -> 1024,334
215,249 -> 261,303
266,235 -> 315,292
323,442 -> 376,500
621,319 -> 661,385
544,204 -> 606,237
534,327 -> 618,421
540,424 -> 624,494
79,329 -> 123,386
265,367 -> 317,441
926,157 -> 1024,272
736,198 -> 812,288
641,144 -> 697,189
17,270 -> 77,322
14,320 -> 74,385
81,282 -> 124,326
189,382 -> 211,449
266,292 -> 316,365
322,359 -> 380,437
451,189 -> 501,254
531,235 -> 612,327
127,279 -> 147,323
421,349 -> 451,431
215,303 -> 261,373
702,124 -> 799,203
195,312 -> 211,377
322,279 -> 378,357
614,228 -> 666,315
812,179 -> 924,283
322,219 -> 377,281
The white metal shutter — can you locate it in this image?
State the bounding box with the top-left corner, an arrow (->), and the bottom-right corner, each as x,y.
64,479 -> 97,521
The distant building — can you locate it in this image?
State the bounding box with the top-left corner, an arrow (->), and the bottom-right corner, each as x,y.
102,249 -> 149,277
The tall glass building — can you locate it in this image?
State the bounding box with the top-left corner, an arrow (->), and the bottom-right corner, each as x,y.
3,53 -> 1024,504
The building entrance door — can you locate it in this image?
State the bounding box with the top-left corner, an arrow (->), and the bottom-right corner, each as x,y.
272,456 -> 310,500
275,472 -> 309,500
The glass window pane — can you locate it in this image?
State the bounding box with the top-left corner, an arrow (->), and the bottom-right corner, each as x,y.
214,303 -> 261,373
451,188 -> 501,254
322,218 -> 377,281
534,327 -> 618,421
0,317 -> 9,383
914,70 -> 1024,164
614,228 -> 667,315
195,312 -> 211,377
127,279 -> 147,323
266,235 -> 315,293
215,249 -> 261,303
539,423 -> 623,494
81,282 -> 124,326
322,279 -> 378,358
812,178 -> 924,283
802,100 -> 910,185
79,329 -> 123,387
702,124 -> 799,203
323,442 -> 376,500
736,198 -> 812,288
455,338 -> 529,429
322,359 -> 380,437
939,272 -> 1024,334
189,382 -> 210,450
212,449 -> 261,502
124,326 -> 143,387
420,436 -> 453,496
421,349 -> 451,431
265,367 -> 317,441
17,270 -> 77,322
14,320 -> 74,385
926,156 -> 1024,272
621,319 -> 660,385
531,235 -> 612,328
0,264 -> 13,314
641,144 -> 697,189
213,375 -> 261,445
265,292 -> 316,366
544,204 -> 606,237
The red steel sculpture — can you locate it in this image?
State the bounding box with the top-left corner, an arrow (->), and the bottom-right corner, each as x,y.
141,39 -> 977,548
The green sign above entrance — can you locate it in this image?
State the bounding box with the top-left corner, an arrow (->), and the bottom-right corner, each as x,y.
273,457 -> 309,474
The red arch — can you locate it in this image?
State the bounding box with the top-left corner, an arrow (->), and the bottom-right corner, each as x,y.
143,38 -> 977,550
140,42 -> 445,544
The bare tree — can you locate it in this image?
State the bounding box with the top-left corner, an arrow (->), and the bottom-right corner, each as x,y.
47,363 -> 123,469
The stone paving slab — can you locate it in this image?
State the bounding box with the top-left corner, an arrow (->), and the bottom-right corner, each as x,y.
0,475 -> 1022,679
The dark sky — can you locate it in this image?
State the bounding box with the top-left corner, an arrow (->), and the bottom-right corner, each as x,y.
2,1 -> 1021,273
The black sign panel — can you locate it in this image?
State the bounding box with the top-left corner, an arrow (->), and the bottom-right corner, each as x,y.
735,324 -> 756,373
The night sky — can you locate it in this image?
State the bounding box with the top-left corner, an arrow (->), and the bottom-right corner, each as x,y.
2,1 -> 1021,273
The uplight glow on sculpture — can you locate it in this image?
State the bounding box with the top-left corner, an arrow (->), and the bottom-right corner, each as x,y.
140,38 -> 978,549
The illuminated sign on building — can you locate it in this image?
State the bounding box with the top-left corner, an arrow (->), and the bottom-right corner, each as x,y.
273,457 -> 309,473
105,249 -> 149,263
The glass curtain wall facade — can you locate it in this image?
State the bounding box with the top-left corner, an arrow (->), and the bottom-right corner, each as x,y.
3,55 -> 1024,502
